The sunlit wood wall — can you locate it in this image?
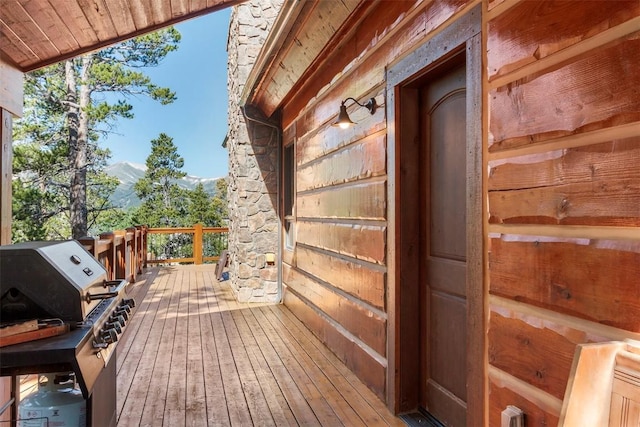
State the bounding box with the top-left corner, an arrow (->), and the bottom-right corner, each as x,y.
486,0 -> 640,424
279,0 -> 478,402
271,0 -> 639,421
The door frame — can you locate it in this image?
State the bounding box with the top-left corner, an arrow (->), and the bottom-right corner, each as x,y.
385,5 -> 483,424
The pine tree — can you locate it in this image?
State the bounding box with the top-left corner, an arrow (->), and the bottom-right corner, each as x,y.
134,133 -> 188,228
12,28 -> 180,241
188,183 -> 221,226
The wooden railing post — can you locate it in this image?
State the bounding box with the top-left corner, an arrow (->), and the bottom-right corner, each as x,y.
135,225 -> 143,274
99,231 -> 116,280
114,231 -> 126,280
194,223 -> 203,265
78,236 -> 97,258
141,225 -> 148,269
126,227 -> 136,283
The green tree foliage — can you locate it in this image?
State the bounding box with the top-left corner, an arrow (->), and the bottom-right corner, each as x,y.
188,183 -> 224,226
12,28 -> 181,242
192,179 -> 229,259
134,133 -> 188,228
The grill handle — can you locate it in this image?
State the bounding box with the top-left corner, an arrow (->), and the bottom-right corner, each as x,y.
84,279 -> 127,303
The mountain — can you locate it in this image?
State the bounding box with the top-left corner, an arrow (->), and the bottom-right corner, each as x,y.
105,162 -> 223,209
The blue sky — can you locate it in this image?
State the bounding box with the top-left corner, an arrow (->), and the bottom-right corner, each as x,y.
102,9 -> 231,179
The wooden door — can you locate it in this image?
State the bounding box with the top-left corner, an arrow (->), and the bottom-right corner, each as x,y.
420,63 -> 467,426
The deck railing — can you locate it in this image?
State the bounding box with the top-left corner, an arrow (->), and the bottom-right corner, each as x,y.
78,224 -> 228,282
146,224 -> 228,265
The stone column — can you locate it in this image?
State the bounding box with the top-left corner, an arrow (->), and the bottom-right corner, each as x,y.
227,1 -> 282,302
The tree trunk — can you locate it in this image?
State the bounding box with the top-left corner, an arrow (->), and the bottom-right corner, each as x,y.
67,56 -> 91,239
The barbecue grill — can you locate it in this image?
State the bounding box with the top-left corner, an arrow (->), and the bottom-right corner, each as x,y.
0,240 -> 136,427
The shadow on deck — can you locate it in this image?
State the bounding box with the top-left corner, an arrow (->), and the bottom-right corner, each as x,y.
116,265 -> 404,426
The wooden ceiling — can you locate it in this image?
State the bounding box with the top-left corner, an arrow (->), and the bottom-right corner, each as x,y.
0,0 -> 245,72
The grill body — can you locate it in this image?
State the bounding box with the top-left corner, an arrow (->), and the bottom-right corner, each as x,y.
0,240 -> 136,427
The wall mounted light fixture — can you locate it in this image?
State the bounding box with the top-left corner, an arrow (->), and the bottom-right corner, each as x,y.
332,97 -> 377,129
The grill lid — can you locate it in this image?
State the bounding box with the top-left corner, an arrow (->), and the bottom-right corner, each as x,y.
0,240 -> 109,322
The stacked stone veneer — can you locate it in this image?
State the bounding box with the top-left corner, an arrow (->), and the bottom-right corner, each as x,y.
226,1 -> 283,302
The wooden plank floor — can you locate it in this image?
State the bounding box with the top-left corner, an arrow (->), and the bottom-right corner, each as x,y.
115,265 -> 405,427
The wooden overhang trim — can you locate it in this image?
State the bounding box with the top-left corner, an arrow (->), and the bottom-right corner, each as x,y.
239,0 -> 307,107
1,0 -> 246,73
241,0 -> 379,117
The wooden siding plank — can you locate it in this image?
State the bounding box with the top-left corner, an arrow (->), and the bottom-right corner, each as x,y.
283,264 -> 387,356
489,139 -> 640,226
297,131 -> 386,192
283,290 -> 387,400
296,220 -> 386,265
296,98 -> 386,166
297,179 -> 387,221
489,138 -> 640,191
489,34 -> 640,151
45,0 -> 98,46
489,235 -> 640,331
487,0 -> 640,79
489,179 -> 640,226
488,308 -> 608,400
295,246 -> 386,310
489,370 -> 561,427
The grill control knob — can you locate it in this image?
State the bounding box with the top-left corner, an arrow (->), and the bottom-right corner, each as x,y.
106,321 -> 122,334
114,308 -> 129,321
110,314 -> 126,327
101,329 -> 118,344
122,298 -> 136,308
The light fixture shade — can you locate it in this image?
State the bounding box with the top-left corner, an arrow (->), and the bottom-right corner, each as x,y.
333,104 -> 356,129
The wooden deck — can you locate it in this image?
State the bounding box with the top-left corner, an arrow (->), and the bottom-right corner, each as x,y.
116,265 -> 404,426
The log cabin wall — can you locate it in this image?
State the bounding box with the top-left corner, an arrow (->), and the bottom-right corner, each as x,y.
268,0 -> 640,421
277,0 -> 481,405
486,0 -> 640,425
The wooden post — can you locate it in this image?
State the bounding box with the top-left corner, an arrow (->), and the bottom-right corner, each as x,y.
126,227 -> 136,282
0,110 -> 11,245
114,231 -> 126,280
141,225 -> 148,269
1,61 -> 23,426
0,108 -> 12,427
99,232 -> 116,280
194,223 -> 203,265
78,236 -> 97,257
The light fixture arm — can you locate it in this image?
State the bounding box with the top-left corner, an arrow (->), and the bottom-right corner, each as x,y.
341,97 -> 377,115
